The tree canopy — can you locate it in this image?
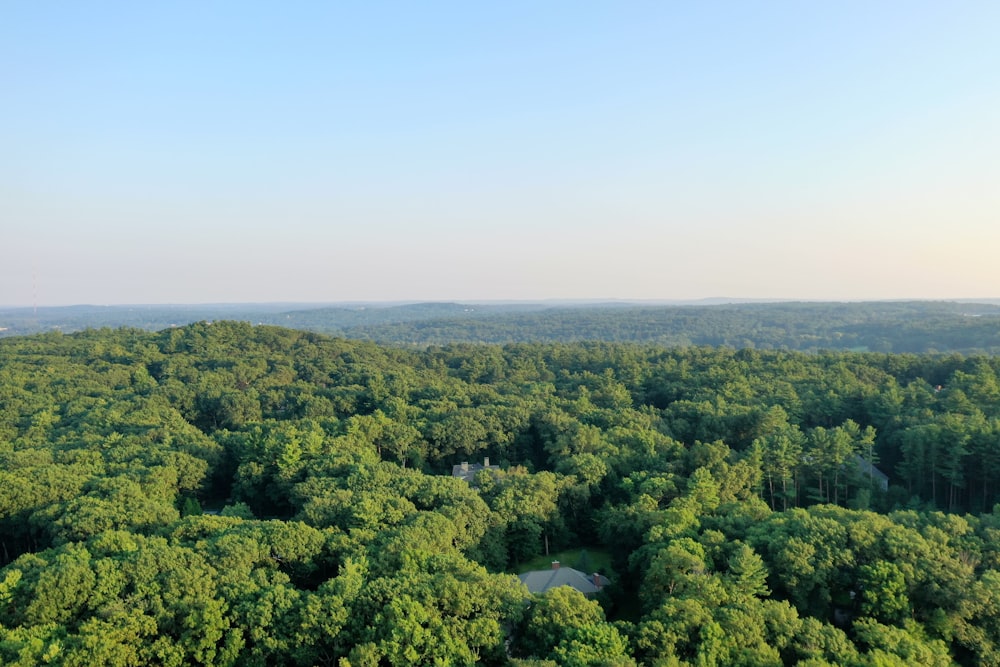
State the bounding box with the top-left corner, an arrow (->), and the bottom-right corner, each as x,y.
4,322 -> 1000,664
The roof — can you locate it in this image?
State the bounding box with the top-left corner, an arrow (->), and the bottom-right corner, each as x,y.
451,458 -> 500,483
855,455 -> 889,490
518,566 -> 609,595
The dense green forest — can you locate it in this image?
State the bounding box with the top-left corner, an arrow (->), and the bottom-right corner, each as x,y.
5,301 -> 1000,354
0,303 -> 548,339
4,322 -> 1000,664
322,301 -> 1000,354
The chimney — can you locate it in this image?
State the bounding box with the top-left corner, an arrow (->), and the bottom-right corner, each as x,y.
551,561 -> 560,570
593,573 -> 602,591
483,456 -> 490,467
461,462 -> 469,472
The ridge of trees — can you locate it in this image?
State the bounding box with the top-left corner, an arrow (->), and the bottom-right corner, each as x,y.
4,301 -> 1000,354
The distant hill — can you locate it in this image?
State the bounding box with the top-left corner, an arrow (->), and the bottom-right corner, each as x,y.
265,302 -> 552,330
2,300 -> 1000,354
0,304 -> 290,336
331,301 -> 1000,354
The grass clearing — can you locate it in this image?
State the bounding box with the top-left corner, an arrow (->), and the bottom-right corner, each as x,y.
515,547 -> 614,575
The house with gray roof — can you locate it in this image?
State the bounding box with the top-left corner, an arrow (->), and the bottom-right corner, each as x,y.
855,455 -> 889,491
518,561 -> 609,595
452,457 -> 500,483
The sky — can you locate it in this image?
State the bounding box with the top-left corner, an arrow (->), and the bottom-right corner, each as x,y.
3,2 -> 999,306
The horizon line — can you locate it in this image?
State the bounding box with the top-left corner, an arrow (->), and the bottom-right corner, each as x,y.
4,297 -> 1000,310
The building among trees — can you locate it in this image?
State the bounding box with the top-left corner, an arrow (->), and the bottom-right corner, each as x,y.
519,561 -> 609,595
451,456 -> 500,483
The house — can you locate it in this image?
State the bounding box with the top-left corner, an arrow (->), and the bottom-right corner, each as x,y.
518,561 -> 610,595
452,457 -> 500,483
855,455 -> 889,491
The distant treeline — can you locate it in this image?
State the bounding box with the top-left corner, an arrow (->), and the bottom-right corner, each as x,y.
8,300 -> 998,355
336,302 -> 1000,354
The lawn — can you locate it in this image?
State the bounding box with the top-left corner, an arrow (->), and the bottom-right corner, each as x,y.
515,547 -> 614,576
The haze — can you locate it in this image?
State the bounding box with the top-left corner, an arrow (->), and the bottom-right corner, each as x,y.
3,2 -> 999,306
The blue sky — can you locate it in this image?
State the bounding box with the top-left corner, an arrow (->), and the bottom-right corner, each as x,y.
3,2 -> 999,305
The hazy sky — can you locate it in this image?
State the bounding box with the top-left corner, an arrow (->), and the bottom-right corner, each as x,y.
3,2 -> 999,306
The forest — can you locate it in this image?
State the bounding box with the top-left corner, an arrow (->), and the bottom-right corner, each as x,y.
4,301 -> 1000,355
314,301 -> 1000,354
4,321 -> 1000,665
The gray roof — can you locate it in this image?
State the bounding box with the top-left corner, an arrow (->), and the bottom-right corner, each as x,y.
451,459 -> 499,483
855,455 -> 889,491
518,566 -> 609,595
